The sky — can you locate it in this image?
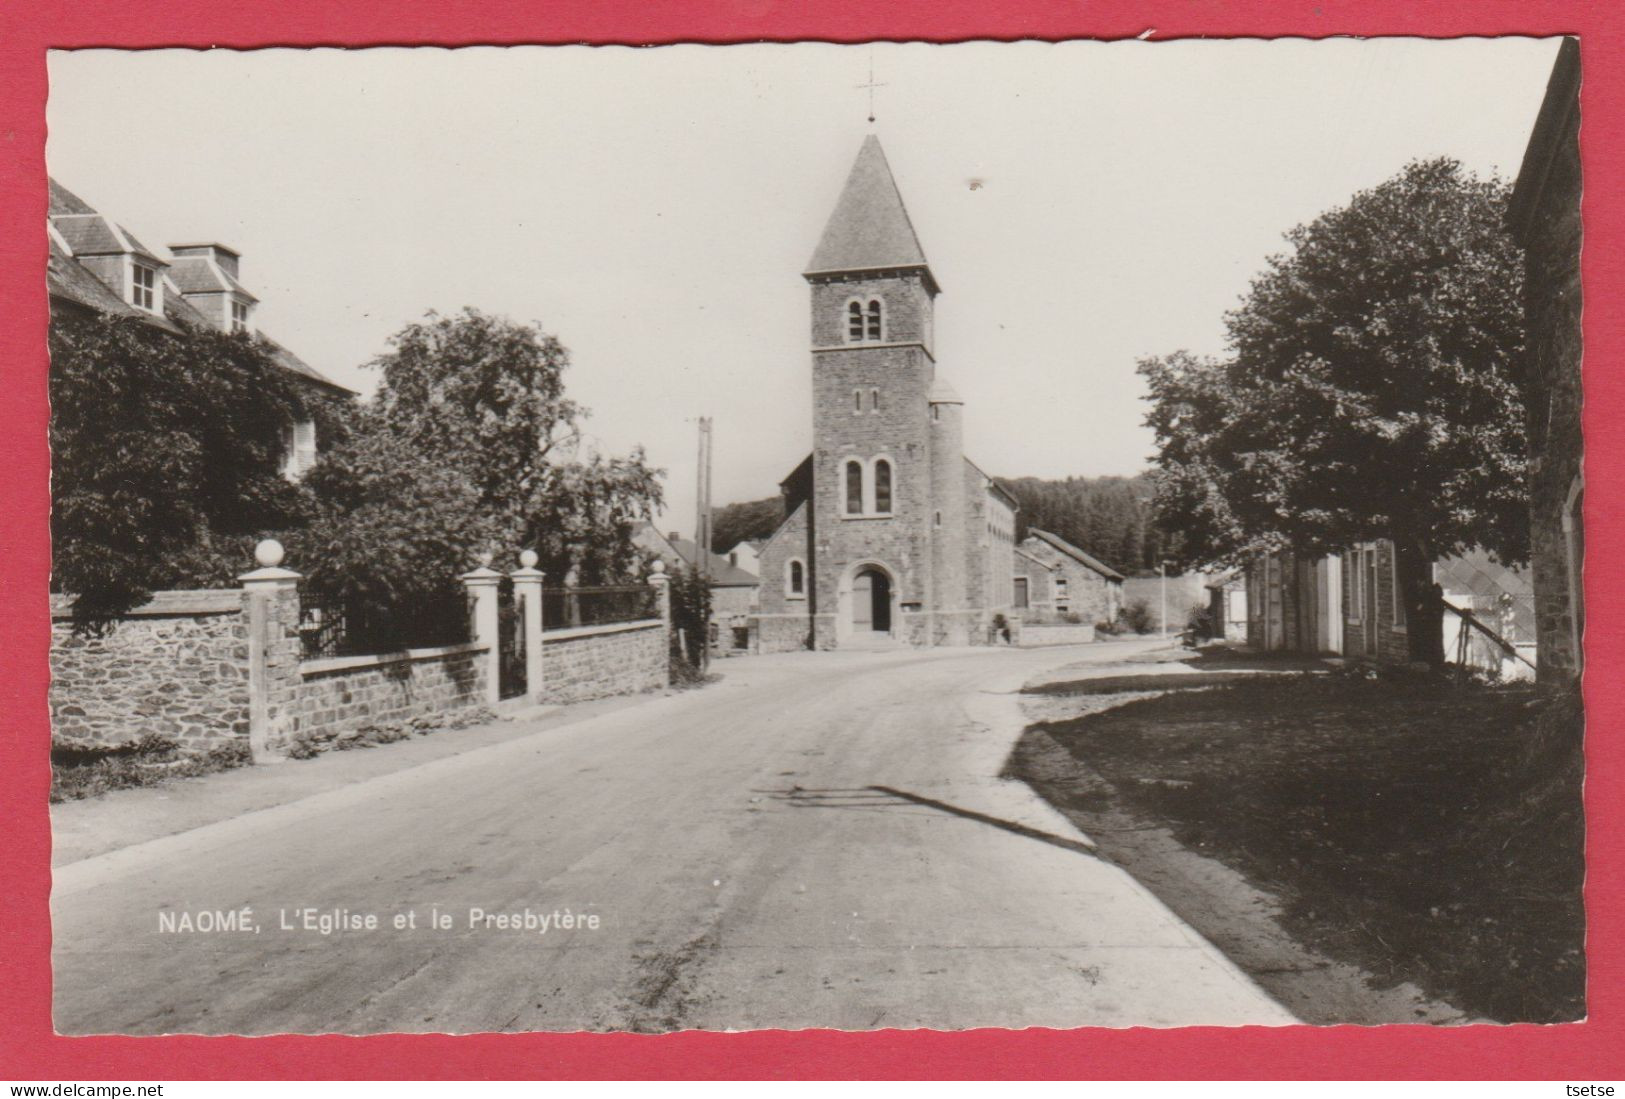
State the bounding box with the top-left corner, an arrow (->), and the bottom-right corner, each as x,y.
46,39 -> 1561,539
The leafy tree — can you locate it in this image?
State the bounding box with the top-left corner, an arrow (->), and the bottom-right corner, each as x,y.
50,312 -> 316,625
667,562 -> 713,675
296,309 -> 664,642
1139,158 -> 1527,664
710,495 -> 785,554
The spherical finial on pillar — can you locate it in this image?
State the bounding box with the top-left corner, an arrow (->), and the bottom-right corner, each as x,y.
477,548 -> 495,569
519,548 -> 539,569
650,558 -> 666,576
255,539 -> 285,568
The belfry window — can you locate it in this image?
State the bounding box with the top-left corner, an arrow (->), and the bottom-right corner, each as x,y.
874,459 -> 893,514
845,298 -> 884,343
845,460 -> 864,515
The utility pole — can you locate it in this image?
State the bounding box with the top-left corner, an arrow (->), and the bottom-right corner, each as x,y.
694,416 -> 713,673
1160,561 -> 1169,639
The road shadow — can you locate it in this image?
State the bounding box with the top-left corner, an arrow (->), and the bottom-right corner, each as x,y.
750,783 -> 1099,859
1024,646 -> 1330,698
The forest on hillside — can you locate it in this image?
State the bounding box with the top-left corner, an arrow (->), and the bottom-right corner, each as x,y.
711,473 -> 1174,578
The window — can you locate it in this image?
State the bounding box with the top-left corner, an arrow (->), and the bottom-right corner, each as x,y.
282,418 -> 318,480
854,389 -> 863,414
845,460 -> 864,515
934,510 -> 942,528
873,459 -> 892,514
1056,578 -> 1069,600
871,387 -> 880,413
131,262 -> 156,311
232,300 -> 249,332
787,558 -> 806,599
1014,577 -> 1030,609
932,404 -> 940,422
844,298 -> 884,343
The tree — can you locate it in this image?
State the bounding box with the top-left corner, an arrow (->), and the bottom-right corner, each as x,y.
710,495 -> 786,553
297,309 -> 663,641
50,312 -> 317,625
995,474 -> 1164,576
1139,158 -> 1527,664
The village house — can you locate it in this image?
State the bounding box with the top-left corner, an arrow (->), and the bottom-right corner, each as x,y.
752,136 -> 1020,651
634,524 -> 761,651
1013,529 -> 1124,625
1508,37 -> 1583,685
1204,570 -> 1248,641
1242,546 -> 1535,677
47,178 -> 354,474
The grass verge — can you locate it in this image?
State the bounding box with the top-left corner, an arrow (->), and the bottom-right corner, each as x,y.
1015,668 -> 1584,1023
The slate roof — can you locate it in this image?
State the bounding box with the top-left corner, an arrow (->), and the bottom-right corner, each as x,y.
1026,529 -> 1126,582
929,374 -> 964,404
668,537 -> 761,588
635,524 -> 761,588
805,135 -> 937,292
46,177 -> 354,396
48,237 -> 142,319
167,254 -> 259,301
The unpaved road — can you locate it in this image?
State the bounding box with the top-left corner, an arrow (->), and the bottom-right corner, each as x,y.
54,639 -> 1293,1034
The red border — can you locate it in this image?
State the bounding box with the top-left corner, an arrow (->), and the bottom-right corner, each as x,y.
1,1 -> 1617,1081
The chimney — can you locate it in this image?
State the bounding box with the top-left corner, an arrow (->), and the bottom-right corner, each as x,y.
169,242 -> 241,281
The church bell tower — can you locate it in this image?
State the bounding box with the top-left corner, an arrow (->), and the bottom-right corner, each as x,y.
803,135 -> 941,642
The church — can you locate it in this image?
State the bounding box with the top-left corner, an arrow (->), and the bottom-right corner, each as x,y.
753,135 -> 1019,652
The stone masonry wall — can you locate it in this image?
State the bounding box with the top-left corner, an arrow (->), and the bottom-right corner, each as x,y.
50,591 -> 250,753
1522,91 -> 1583,684
294,645 -> 487,740
539,620 -> 667,704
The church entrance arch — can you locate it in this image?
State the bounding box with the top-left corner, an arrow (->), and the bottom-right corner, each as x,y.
837,561 -> 898,644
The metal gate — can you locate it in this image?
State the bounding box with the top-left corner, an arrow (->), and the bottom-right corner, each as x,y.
497,579 -> 527,701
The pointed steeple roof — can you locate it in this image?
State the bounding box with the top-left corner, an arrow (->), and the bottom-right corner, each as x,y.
805,135 -> 937,292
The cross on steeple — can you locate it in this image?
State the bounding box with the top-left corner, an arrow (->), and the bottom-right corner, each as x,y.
856,53 -> 887,125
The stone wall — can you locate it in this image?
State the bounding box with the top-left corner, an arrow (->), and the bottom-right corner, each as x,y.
295,643 -> 488,740
50,590 -> 250,752
1018,623 -> 1097,647
1510,39 -> 1583,685
539,620 -> 667,704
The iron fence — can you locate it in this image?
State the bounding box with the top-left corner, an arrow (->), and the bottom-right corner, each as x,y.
541,585 -> 658,631
299,592 -> 472,659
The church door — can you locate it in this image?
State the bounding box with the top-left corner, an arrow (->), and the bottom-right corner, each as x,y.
851,568 -> 892,636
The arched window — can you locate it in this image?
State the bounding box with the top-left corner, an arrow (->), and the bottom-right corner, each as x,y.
866,298 -> 883,340
845,460 -> 864,515
870,387 -> 880,413
854,389 -> 863,413
787,558 -> 806,598
873,458 -> 893,514
847,300 -> 865,342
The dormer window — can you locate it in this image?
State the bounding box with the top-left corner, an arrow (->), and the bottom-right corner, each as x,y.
231,300 -> 250,333
131,262 -> 158,312
845,297 -> 885,343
